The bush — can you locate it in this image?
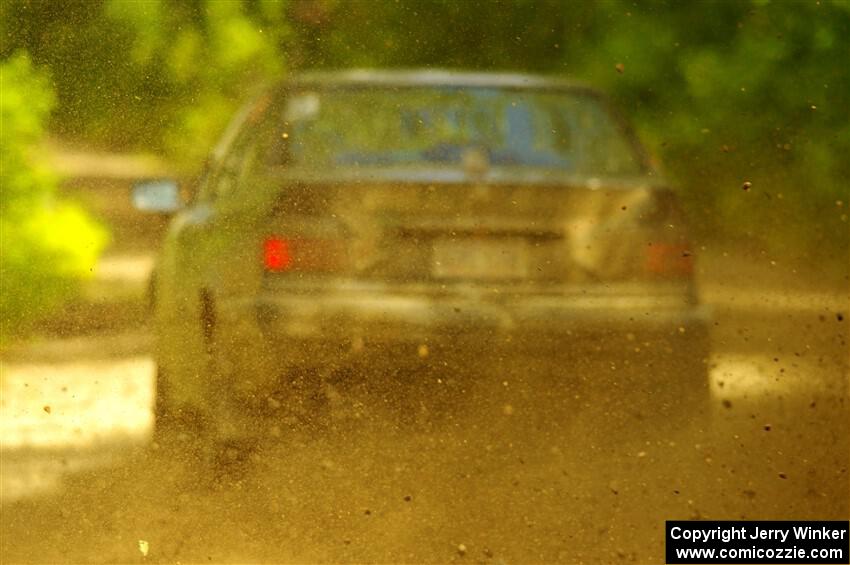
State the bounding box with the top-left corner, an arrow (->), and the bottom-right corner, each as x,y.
0,53 -> 107,338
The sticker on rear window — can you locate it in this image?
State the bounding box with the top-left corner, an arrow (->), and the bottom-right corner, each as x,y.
285,92 -> 320,121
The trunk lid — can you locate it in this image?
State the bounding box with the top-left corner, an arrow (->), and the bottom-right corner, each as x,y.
261,175 -> 690,286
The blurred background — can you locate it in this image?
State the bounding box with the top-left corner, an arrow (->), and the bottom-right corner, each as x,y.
1,1 -> 847,563
2,0 -> 848,337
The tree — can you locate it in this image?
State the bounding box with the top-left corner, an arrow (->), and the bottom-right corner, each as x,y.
0,53 -> 107,337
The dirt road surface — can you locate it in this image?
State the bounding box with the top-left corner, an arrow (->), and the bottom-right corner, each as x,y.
1,268 -> 847,563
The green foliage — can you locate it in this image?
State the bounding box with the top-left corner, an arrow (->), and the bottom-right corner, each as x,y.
1,53 -> 107,337
2,0 -> 848,258
2,0 -> 290,165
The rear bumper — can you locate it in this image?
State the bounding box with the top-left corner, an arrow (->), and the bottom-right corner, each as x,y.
213,283 -> 710,387
254,290 -> 708,341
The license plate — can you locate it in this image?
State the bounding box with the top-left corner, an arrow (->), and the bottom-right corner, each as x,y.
432,238 -> 529,280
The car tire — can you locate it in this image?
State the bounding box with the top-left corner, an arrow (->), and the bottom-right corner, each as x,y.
647,331 -> 713,439
151,365 -> 208,448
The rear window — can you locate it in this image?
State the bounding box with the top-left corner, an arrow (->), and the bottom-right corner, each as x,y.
264,87 -> 645,176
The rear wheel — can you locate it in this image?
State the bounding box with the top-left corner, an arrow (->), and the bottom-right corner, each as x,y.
630,330 -> 713,440
151,365 -> 205,446
153,364 -> 261,476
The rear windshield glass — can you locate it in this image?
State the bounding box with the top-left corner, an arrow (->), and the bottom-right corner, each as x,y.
267,87 -> 644,176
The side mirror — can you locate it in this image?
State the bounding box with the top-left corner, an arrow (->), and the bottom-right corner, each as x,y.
132,179 -> 182,213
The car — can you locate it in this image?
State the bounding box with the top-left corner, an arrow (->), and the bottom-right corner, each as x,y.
133,69 -> 711,453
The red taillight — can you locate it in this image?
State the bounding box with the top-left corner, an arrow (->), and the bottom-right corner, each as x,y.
645,242 -> 693,278
263,236 -> 344,273
264,237 -> 292,271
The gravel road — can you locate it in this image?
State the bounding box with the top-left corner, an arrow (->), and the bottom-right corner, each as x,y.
1,284 -> 847,563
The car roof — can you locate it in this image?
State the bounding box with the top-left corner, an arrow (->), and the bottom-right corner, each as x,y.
285,69 -> 598,93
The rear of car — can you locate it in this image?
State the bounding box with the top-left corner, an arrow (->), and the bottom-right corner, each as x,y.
148,71 -> 710,443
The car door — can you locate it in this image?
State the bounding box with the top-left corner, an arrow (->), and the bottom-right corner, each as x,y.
154,93 -> 272,409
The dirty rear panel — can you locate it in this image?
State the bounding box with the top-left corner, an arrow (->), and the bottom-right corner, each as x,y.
258,176 -> 693,288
